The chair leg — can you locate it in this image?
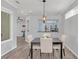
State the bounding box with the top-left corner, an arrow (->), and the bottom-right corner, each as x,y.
29,49 -> 31,56
48,53 -> 50,59
49,53 -> 52,59
40,50 -> 42,59
63,49 -> 65,56
51,53 -> 52,59
40,50 -> 41,56
53,49 -> 54,56
40,53 -> 42,59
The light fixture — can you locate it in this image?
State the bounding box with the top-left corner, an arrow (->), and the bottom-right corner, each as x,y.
42,0 -> 47,23
15,0 -> 20,4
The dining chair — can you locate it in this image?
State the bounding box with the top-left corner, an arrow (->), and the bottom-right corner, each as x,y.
27,34 -> 33,46
40,37 -> 53,59
26,34 -> 33,56
26,34 -> 40,56
61,34 -> 66,56
53,34 -> 66,56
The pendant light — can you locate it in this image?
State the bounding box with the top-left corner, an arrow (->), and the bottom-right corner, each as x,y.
42,0 -> 47,23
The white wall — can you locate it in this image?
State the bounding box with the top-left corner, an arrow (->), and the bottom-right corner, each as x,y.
64,14 -> 78,56
17,15 -> 26,36
63,1 -> 78,57
25,15 -> 64,38
1,0 -> 17,56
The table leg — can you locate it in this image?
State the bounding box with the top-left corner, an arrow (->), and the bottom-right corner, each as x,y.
61,43 -> 62,59
31,43 -> 33,59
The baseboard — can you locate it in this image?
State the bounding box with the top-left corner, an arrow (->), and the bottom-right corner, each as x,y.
65,44 -> 78,58
1,46 -> 16,56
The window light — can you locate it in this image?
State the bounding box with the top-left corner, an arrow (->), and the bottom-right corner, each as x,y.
65,6 -> 78,19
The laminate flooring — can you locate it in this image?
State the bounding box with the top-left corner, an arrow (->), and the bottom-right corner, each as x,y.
1,37 -> 77,59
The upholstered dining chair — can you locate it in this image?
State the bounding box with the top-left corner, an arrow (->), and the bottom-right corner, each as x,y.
26,34 -> 40,56
40,37 -> 53,59
61,34 -> 66,56
27,34 -> 33,46
53,34 -> 66,56
25,34 -> 33,56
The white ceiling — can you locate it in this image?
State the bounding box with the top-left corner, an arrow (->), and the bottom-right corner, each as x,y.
5,0 -> 77,16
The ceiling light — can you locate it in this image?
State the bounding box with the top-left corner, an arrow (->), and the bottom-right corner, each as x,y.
15,0 -> 20,4
42,0 -> 47,23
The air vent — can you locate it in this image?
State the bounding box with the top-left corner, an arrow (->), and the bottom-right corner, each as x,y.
43,0 -> 46,2
15,0 -> 20,4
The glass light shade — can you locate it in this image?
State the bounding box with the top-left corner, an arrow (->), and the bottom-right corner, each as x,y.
42,16 -> 47,20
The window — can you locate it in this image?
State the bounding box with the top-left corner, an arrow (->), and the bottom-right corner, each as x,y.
1,11 -> 10,41
38,20 -> 59,32
65,6 -> 78,19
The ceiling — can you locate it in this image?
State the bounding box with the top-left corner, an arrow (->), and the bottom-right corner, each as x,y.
5,0 -> 77,16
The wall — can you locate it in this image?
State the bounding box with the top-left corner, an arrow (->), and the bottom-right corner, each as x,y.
25,15 -> 64,39
17,15 -> 26,37
1,0 -> 17,56
64,14 -> 78,56
63,1 -> 78,57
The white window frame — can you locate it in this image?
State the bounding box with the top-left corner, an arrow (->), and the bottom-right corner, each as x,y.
1,6 -> 13,43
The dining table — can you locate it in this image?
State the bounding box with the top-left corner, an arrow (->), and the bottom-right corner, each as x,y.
30,37 -> 63,59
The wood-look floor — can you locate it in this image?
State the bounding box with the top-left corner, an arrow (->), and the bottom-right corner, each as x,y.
1,37 -> 77,59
